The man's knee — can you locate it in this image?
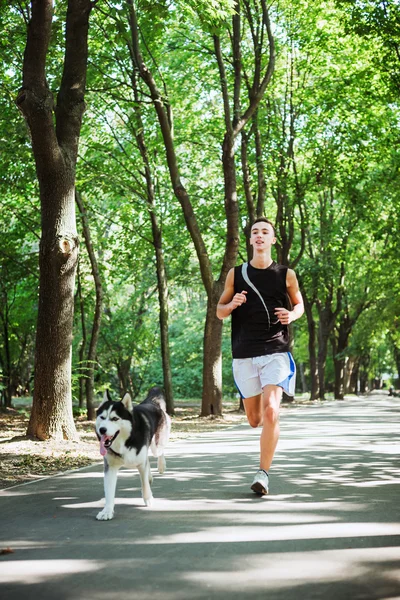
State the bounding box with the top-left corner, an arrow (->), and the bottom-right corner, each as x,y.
263,404 -> 279,425
243,394 -> 262,428
247,414 -> 261,428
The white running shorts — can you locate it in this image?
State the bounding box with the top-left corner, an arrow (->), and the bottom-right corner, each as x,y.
233,352 -> 296,399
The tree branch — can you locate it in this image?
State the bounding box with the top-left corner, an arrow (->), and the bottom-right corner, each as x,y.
56,0 -> 93,157
233,0 -> 275,137
15,0 -> 59,171
232,1 -> 241,128
213,34 -> 233,134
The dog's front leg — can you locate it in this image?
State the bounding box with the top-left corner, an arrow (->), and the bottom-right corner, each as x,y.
96,460 -> 119,521
138,456 -> 153,507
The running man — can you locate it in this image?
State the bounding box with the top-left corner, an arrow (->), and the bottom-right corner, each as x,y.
217,217 -> 304,494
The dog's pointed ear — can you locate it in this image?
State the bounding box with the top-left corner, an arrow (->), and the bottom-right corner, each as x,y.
97,389 -> 111,410
121,392 -> 132,411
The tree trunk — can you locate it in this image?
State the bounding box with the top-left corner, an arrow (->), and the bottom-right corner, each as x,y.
317,322 -> 330,399
333,307 -> 366,400
316,296 -> 338,400
333,353 -> 346,400
76,263 -> 87,409
0,298 -> 13,408
127,0 -> 274,416
343,356 -> 352,394
128,3 -> 226,416
332,330 -> 349,400
201,289 -> 224,416
347,358 -> 359,394
131,70 -> 174,414
333,341 -> 348,400
76,190 -> 103,420
154,232 -> 174,415
359,355 -> 370,393
117,357 -> 132,396
303,293 -> 319,400
16,0 -> 93,440
254,111 -> 267,216
393,345 -> 400,388
241,130 -> 256,259
28,193 -> 79,439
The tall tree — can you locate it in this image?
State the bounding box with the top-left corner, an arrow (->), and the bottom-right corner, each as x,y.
130,72 -> 175,414
126,0 -> 275,415
75,189 -> 103,419
16,0 -> 95,439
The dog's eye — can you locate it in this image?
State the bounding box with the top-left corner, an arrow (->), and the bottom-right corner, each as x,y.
111,417 -> 119,422
100,416 -> 106,420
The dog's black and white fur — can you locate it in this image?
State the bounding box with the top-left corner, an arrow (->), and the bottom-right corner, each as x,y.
95,386 -> 171,521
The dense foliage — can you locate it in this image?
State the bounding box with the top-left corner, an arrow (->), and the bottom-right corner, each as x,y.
1,0 -> 399,414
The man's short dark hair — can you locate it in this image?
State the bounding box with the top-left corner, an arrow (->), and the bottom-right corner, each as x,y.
250,216 -> 275,236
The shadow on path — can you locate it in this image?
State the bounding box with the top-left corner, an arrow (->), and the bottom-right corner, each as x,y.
0,395 -> 399,599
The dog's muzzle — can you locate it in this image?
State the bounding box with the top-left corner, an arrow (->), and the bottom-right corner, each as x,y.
99,431 -> 119,456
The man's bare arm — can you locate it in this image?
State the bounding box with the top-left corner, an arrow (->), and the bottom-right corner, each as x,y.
216,268 -> 247,320
275,268 -> 304,325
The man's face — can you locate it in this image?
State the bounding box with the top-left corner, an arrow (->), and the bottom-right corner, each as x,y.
250,221 -> 276,250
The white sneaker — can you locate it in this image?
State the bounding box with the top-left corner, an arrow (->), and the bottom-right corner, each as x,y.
251,469 -> 269,495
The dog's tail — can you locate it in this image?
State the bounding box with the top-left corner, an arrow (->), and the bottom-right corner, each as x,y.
144,386 -> 167,412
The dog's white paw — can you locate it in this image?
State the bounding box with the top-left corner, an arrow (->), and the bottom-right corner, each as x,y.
96,507 -> 114,521
144,495 -> 153,507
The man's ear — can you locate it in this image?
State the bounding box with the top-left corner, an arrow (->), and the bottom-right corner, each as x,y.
121,392 -> 132,412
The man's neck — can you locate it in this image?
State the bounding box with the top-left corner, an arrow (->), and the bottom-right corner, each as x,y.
250,251 -> 273,269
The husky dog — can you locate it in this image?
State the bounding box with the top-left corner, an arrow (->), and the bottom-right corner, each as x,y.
95,386 -> 171,521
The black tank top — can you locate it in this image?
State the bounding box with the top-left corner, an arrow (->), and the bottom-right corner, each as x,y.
231,261 -> 290,358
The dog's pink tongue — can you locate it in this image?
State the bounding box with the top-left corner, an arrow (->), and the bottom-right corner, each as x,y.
100,435 -> 108,456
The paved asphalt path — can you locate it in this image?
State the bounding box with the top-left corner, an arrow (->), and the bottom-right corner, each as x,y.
1,393 -> 399,600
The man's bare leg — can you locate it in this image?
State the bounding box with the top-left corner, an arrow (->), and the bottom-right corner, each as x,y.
243,385 -> 283,495
242,385 -> 282,469
259,384 -> 283,471
242,393 -> 262,428
243,386 -> 282,494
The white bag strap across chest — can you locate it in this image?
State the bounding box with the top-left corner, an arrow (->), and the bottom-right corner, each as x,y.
241,262 -> 271,330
